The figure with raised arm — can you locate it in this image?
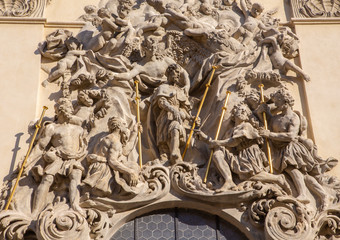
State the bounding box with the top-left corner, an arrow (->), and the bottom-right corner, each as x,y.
259,89 -> 329,209
83,117 -> 141,197
232,0 -> 270,45
197,103 -> 291,193
260,35 -> 310,81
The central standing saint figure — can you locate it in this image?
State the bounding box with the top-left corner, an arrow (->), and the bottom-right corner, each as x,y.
150,64 -> 194,165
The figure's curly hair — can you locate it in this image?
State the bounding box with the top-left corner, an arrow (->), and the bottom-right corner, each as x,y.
271,88 -> 295,107
165,64 -> 180,77
107,117 -> 129,145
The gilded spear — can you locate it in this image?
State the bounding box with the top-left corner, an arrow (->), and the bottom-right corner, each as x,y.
258,84 -> 273,174
182,66 -> 218,160
5,106 -> 48,210
134,79 -> 143,168
203,91 -> 231,183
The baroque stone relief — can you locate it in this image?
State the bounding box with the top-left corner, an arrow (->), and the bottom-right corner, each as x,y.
290,0 -> 340,18
1,0 -> 340,239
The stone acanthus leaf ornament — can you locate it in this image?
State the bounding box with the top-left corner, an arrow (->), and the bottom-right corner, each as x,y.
1,0 -> 340,239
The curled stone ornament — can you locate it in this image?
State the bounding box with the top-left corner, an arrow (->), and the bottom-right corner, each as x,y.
37,200 -> 90,240
170,162 -> 212,194
313,209 -> 340,238
0,0 -> 48,17
264,197 -> 312,240
0,210 -> 33,240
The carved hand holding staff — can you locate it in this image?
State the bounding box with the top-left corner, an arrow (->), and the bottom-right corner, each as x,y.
258,84 -> 273,174
5,106 -> 48,210
203,91 -> 231,183
182,66 -> 218,160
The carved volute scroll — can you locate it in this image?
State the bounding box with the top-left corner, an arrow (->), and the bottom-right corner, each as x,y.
290,0 -> 340,18
0,0 -> 50,17
0,0 -> 340,239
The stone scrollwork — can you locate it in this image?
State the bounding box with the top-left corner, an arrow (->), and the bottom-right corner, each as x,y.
36,199 -> 91,240
0,210 -> 33,240
291,0 -> 340,18
80,162 -> 170,212
1,0 -> 340,239
0,0 -> 49,17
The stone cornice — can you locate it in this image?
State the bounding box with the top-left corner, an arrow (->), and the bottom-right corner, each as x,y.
0,17 -> 85,28
291,17 -> 340,25
0,17 -> 46,24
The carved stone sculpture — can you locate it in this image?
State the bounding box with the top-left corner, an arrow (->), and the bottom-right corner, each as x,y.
0,0 -> 50,17
26,98 -> 87,216
291,0 -> 340,18
1,0 -> 340,239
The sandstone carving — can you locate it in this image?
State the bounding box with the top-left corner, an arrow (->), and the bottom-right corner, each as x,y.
1,0 -> 340,239
0,0 -> 49,17
291,0 -> 340,18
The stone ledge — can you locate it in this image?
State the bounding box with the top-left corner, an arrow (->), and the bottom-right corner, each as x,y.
291,17 -> 340,25
0,17 -> 85,28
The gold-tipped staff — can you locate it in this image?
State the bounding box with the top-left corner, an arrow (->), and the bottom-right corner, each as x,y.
134,79 -> 143,168
258,84 -> 273,174
182,66 -> 218,160
4,106 -> 48,211
203,91 -> 231,183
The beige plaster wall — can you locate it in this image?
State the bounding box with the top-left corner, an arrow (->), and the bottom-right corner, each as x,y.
294,20 -> 340,176
44,0 -> 101,22
0,18 -> 45,183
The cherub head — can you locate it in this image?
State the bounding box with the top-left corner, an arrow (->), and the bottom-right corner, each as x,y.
84,5 -> 97,14
77,91 -> 94,107
65,37 -> 82,51
117,0 -> 134,19
200,2 -> 213,15
250,2 -> 264,18
97,8 -> 111,18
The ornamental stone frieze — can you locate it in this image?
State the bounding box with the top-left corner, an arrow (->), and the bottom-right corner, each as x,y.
290,0 -> 340,18
0,0 -> 340,239
0,0 -> 51,17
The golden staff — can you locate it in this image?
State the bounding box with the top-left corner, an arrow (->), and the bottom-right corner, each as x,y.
182,66 -> 218,160
258,84 -> 273,174
134,80 -> 143,168
203,91 -> 231,183
4,106 -> 48,211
